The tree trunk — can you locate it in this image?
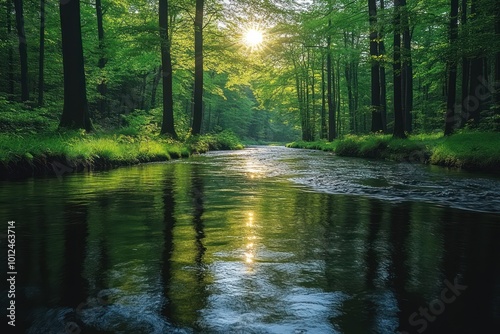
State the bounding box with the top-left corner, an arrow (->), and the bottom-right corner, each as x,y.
191,0 -> 204,135
494,0 -> 500,116
14,0 -> 29,101
344,31 -> 355,133
461,0 -> 470,125
37,0 -> 45,106
401,0 -> 413,132
96,0 -> 107,116
393,0 -> 406,138
369,0 -> 383,132
327,17 -> 336,141
466,0 -> 488,125
6,0 -> 14,99
445,0 -> 460,136
321,54 -> 327,139
59,0 -> 92,131
336,60 -> 341,136
379,0 -> 387,132
159,0 -> 177,137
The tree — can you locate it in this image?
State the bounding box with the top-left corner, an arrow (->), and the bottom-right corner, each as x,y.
159,0 -> 177,138
495,0 -> 500,115
13,0 -> 28,101
444,0 -> 459,136
401,0 -> 413,132
59,0 -> 92,131
369,0 -> 383,132
393,0 -> 406,138
6,0 -> 14,98
38,0 -> 45,106
327,0 -> 336,141
191,0 -> 204,135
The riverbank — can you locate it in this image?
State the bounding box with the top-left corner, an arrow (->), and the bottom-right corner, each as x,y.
0,130 -> 244,179
286,132 -> 500,172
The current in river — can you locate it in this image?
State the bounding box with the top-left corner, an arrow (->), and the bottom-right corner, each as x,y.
1,146 -> 499,333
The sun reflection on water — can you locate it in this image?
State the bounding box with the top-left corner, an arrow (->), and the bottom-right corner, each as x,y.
244,211 -> 257,266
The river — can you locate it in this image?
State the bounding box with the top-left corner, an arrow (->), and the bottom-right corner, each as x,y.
1,146 -> 499,333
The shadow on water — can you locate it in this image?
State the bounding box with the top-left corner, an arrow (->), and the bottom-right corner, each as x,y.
0,146 -> 499,333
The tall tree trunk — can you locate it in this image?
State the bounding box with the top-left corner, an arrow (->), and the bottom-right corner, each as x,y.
494,0 -> 500,116
159,0 -> 177,137
191,0 -> 204,135
445,0 -> 460,136
37,0 -> 45,106
321,54 -> 327,139
7,0 -> 14,99
336,59 -> 341,136
393,0 -> 406,138
466,0 -> 486,125
327,0 -> 336,141
401,0 -> 413,132
96,0 -> 107,116
369,0 -> 383,132
461,0 -> 470,125
379,0 -> 387,132
59,0 -> 92,131
14,0 -> 29,101
344,31 -> 355,133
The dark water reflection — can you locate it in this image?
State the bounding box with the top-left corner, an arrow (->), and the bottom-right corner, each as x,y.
0,146 -> 499,333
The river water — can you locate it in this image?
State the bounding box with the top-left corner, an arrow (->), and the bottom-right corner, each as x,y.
1,146 -> 499,333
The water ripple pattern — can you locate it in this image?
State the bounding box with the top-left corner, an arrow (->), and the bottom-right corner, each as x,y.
199,146 -> 500,213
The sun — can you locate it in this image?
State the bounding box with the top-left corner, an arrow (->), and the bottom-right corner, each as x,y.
243,29 -> 263,48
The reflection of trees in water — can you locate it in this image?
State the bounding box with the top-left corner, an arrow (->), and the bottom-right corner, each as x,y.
161,167 -> 176,320
61,202 -> 89,309
191,164 -> 206,273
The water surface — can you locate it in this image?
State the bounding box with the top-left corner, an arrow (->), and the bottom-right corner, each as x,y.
1,146 -> 499,333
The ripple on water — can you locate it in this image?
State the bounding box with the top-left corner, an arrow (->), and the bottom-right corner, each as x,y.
199,146 -> 500,213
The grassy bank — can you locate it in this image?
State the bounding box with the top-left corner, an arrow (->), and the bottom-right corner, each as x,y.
287,132 -> 500,172
0,130 -> 243,179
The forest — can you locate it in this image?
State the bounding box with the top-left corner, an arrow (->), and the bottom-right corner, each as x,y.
2,1 -> 500,333
0,0 -> 500,174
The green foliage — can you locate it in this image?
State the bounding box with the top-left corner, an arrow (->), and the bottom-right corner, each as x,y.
430,132 -> 500,171
288,132 -> 500,172
188,130 -> 244,152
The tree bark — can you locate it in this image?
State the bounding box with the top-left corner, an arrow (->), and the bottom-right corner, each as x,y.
327,19 -> 336,140
466,0 -> 488,125
401,0 -> 413,132
13,0 -> 29,101
369,0 -> 383,132
320,53 -> 327,139
461,0 -> 470,125
494,0 -> 500,116
445,0 -> 460,136
7,0 -> 14,99
159,0 -> 177,137
38,0 -> 45,106
59,0 -> 92,131
393,0 -> 406,138
379,0 -> 387,132
191,0 -> 204,135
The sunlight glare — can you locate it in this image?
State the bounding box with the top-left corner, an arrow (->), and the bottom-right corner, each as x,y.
243,29 -> 263,47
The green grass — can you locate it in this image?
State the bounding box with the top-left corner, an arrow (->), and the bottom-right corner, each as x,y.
287,132 -> 500,172
0,130 -> 243,178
